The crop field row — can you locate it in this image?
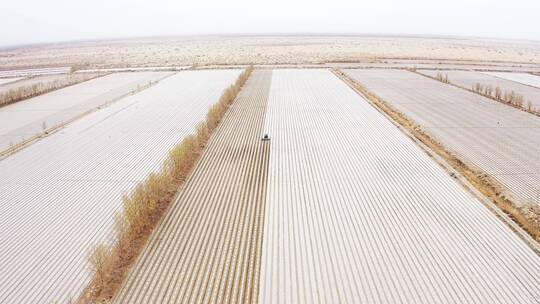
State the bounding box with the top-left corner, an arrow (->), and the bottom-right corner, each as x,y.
258,69 -> 540,303
0,77 -> 24,86
0,72 -> 171,154
485,72 -> 540,89
75,66 -> 190,73
344,69 -> 540,207
114,69 -> 272,303
417,69 -> 540,111
0,70 -> 241,303
0,67 -> 72,78
0,74 -> 86,95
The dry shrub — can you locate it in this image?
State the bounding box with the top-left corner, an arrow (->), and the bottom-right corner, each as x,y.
0,73 -> 102,108
436,72 -> 449,83
88,245 -> 112,292
484,85 -> 493,96
495,86 -> 502,99
500,90 -> 525,107
473,82 -> 484,93
80,66 -> 253,303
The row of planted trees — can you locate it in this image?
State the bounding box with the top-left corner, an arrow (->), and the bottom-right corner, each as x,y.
471,82 -> 536,112
430,71 -> 537,115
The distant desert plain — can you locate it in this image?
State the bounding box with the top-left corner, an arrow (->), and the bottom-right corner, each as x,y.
1,35 -> 540,71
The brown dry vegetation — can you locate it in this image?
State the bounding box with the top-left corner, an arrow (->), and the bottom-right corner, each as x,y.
471,83 -> 540,118
78,66 -> 253,304
471,82 -> 527,106
0,73 -> 103,108
436,72 -> 449,83
333,69 -> 540,247
472,82 -> 540,117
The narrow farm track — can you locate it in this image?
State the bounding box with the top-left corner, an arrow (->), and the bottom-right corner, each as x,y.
344,69 -> 540,207
114,70 -> 271,303
0,70 -> 241,304
260,69 -> 540,303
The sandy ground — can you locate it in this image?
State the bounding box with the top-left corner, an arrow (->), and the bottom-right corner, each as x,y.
1,35 -> 540,70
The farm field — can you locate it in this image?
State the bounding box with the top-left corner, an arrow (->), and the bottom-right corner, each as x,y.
259,69 -> 540,303
0,72 -> 171,153
0,73 -> 97,95
484,72 -> 540,89
349,63 -> 540,73
417,69 -> 540,111
114,69 -> 271,303
0,69 -> 241,303
0,66 -> 539,304
344,69 -> 540,207
75,66 -> 190,73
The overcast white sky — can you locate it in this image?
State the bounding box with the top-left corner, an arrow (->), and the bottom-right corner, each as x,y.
2,0 -> 540,46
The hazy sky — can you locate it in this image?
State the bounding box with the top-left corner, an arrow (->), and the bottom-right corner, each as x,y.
2,0 -> 540,46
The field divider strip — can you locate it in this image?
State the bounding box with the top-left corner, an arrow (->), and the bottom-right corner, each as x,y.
332,68 -> 540,253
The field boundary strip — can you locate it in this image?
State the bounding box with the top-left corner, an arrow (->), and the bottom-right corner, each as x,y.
333,68 -> 540,252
